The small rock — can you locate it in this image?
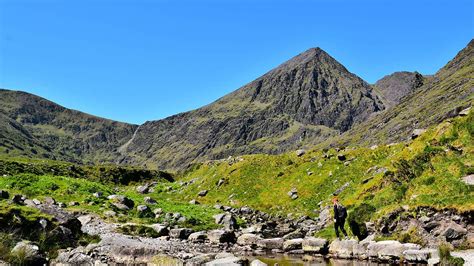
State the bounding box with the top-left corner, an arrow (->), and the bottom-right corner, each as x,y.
302,237 -> 329,253
153,208 -> 163,215
44,197 -> 56,205
461,174 -> 474,185
0,190 -> 9,199
217,179 -> 226,187
169,228 -> 194,239
32,199 -> 41,205
250,259 -> 268,266
283,238 -> 303,251
11,241 -> 41,262
68,201 -> 79,206
38,218 -> 48,229
144,197 -> 157,204
57,202 -> 66,208
205,256 -> 247,266
257,238 -> 284,250
137,205 -> 149,212
150,224 -> 169,237
411,129 -> 426,139
188,231 -> 208,243
92,192 -> 103,198
12,194 -> 24,204
237,233 -> 262,246
136,185 -> 150,194
189,199 -> 200,205
208,230 -> 236,244
337,154 -> 346,161
459,107 -> 471,116
296,149 -> 306,157
198,190 -> 208,197
104,210 -> 116,217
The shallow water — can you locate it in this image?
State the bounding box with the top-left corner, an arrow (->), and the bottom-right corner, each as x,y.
246,254 -> 406,266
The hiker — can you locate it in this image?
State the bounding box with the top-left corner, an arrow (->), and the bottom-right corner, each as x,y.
333,197 -> 348,239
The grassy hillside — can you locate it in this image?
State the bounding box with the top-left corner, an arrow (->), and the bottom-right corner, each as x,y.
0,89 -> 138,164
0,110 -> 471,239
170,111 -> 473,219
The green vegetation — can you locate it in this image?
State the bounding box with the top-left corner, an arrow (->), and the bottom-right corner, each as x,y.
439,243 -> 465,266
347,203 -> 376,240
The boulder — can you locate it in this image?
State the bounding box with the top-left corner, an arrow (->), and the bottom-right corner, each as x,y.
237,233 -> 262,247
205,256 -> 247,266
283,229 -> 305,240
302,237 -> 328,253
208,230 -> 236,244
11,241 -> 43,263
403,249 -> 437,263
187,254 -> 216,265
144,197 -> 157,204
283,238 -> 303,251
459,107 -> 471,116
150,224 -> 169,237
137,205 -> 149,212
461,174 -> 474,185
103,210 -> 117,217
295,149 -> 306,157
257,238 -> 284,250
43,197 -> 56,205
214,213 -> 237,230
337,154 -> 346,161
188,231 -> 208,243
0,190 -> 9,199
12,194 -> 24,204
112,203 -> 130,210
443,222 -> 467,241
189,199 -> 200,205
169,228 -> 194,239
250,259 -> 267,266
136,185 -> 150,194
198,190 -> 208,197
108,195 -> 134,209
329,239 -> 358,259
411,129 -> 426,139
367,240 -> 416,261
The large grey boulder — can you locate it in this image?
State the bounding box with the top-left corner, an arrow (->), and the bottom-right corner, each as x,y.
205,256 -> 247,266
283,238 -> 303,251
250,259 -> 268,266
329,239 -> 358,259
188,231 -> 208,243
302,237 -> 328,253
169,228 -> 194,239
150,224 -> 169,237
403,249 -> 437,263
367,240 -> 420,261
11,241 -> 43,263
208,230 -> 236,244
214,213 -> 238,230
257,238 -> 284,250
237,233 -> 262,247
443,222 -> 468,241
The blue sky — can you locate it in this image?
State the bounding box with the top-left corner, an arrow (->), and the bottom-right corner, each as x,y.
0,0 -> 472,124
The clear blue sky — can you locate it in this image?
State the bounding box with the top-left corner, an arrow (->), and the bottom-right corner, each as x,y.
0,0 -> 472,124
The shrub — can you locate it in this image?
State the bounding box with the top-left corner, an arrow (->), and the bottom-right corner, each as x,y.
397,227 -> 426,246
439,243 -> 464,266
347,203 -> 376,240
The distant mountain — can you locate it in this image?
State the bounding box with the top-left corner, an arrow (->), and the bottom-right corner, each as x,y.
118,48 -> 384,169
0,90 -> 137,163
1,40 -> 471,170
323,39 -> 474,148
374,71 -> 425,108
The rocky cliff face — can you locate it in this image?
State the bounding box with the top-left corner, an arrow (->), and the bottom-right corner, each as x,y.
118,48 -> 384,169
374,71 -> 425,108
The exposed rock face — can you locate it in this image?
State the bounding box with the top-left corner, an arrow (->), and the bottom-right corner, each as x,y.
374,71 -> 424,108
119,48 -> 384,170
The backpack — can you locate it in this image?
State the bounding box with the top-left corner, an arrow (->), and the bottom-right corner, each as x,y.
337,204 -> 347,219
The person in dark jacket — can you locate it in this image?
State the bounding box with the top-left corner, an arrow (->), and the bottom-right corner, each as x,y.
333,197 -> 348,239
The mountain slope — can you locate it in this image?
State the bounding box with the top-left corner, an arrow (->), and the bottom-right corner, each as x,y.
324,39 -> 474,148
0,90 -> 138,163
374,71 -> 425,108
119,48 -> 384,169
